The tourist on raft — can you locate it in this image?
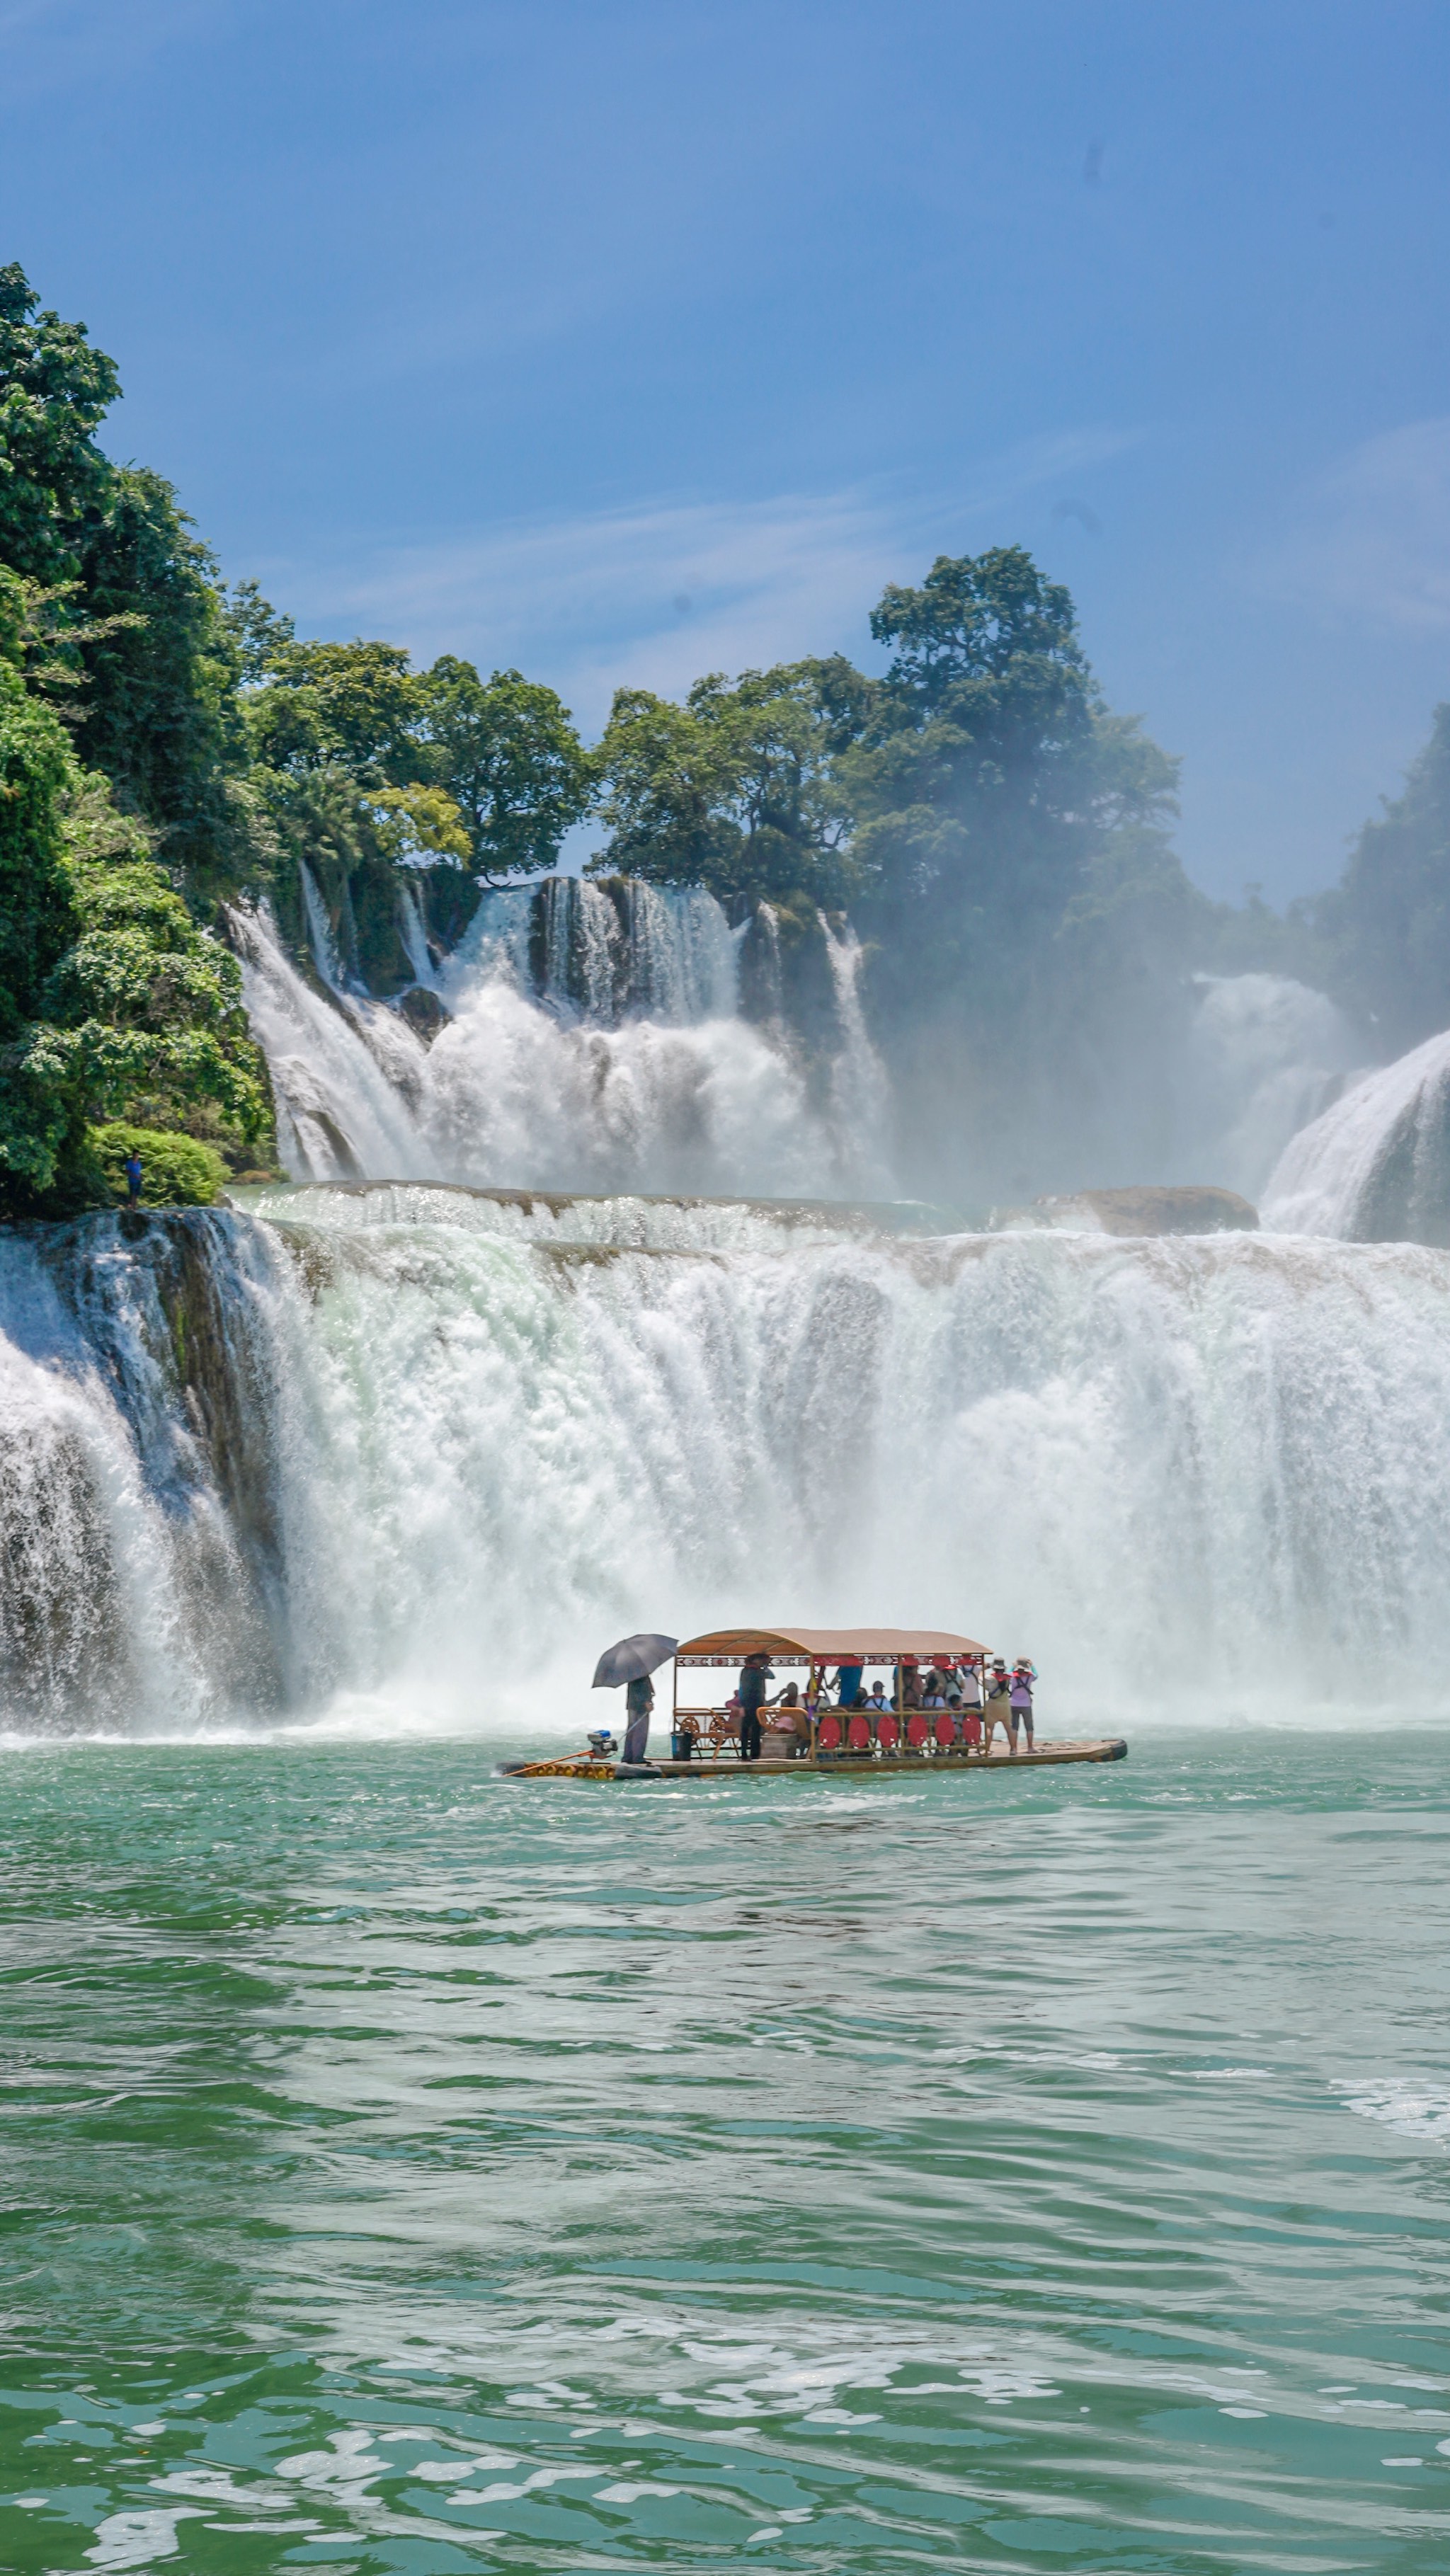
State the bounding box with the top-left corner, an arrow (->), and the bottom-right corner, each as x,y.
622,1669 -> 654,1765
985,1660 -> 1015,1752
1010,1661 -> 1037,1751
736,1651 -> 773,1761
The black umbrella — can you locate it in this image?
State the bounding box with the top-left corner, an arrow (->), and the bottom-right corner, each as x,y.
592,1632 -> 678,1689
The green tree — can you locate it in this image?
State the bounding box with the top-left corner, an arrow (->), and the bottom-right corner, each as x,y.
591,656 -> 869,906
0,656 -> 81,1191
219,578 -> 295,683
244,638 -> 423,784
843,547 -> 1104,933
70,467 -> 257,898
415,658 -> 594,880
0,262 -> 119,583
0,744 -> 273,1214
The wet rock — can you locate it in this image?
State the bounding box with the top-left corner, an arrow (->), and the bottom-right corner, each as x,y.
991,1184 -> 1260,1237
395,985 -> 451,1044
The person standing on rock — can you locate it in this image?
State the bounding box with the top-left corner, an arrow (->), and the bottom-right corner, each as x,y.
124,1147 -> 143,1206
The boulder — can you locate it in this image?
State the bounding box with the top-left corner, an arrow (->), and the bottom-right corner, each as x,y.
395,985 -> 451,1045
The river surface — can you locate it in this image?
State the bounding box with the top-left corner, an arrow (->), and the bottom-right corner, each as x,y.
2,1727 -> 1447,2574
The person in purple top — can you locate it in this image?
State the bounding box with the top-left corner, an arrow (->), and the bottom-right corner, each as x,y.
1009,1661 -> 1036,1751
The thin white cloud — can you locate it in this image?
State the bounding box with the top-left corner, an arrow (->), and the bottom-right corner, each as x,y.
1264,418 -> 1450,630
265,428 -> 1139,733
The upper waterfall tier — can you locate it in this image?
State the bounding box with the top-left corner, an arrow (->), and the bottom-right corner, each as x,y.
234,882 -> 894,1201
6,1198 -> 1450,1734
234,869 -> 1369,1216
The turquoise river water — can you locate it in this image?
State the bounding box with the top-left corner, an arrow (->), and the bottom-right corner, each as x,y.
1,1727 -> 1447,2575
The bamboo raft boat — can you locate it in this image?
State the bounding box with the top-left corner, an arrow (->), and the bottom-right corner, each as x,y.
501,1625 -> 1128,1780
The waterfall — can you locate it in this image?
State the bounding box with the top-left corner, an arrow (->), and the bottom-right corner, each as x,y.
231,903 -> 440,1181
398,881 -> 440,990
1262,1026 -> 1450,1242
239,876 -> 884,1199
820,912 -> 891,1191
7,1196 -> 1450,1734
0,1213 -> 306,1731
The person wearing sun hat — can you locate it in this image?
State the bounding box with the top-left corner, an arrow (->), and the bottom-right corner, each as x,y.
1009,1659 -> 1036,1751
985,1659 -> 1015,1753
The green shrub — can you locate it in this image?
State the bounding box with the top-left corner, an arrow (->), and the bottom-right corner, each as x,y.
86,1122 -> 229,1208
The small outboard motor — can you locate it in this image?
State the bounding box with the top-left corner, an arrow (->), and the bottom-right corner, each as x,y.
586,1729 -> 618,1758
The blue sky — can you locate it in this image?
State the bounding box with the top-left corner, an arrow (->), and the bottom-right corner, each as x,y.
3,0 -> 1449,903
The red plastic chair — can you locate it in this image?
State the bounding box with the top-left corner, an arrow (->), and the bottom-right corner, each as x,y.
877,1712 -> 901,1754
906,1712 -> 930,1753
934,1713 -> 957,1753
962,1710 -> 983,1749
816,1711 -> 843,1753
846,1712 -> 872,1754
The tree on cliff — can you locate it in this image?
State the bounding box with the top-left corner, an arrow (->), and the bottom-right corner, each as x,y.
590,657 -> 869,907
0,262 -> 118,583
0,266 -> 263,905
234,626 -> 592,881
0,607 -> 270,1214
843,546 -> 1183,971
413,658 -> 594,882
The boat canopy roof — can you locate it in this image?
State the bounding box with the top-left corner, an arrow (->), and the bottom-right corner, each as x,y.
675,1625 -> 986,1666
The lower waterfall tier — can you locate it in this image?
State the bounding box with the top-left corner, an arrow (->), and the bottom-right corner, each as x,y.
4,1195 -> 1449,1731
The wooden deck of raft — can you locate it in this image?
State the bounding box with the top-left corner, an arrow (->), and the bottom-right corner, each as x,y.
503,1737 -> 1129,1781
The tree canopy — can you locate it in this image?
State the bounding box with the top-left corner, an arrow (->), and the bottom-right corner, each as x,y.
590,657 -> 869,908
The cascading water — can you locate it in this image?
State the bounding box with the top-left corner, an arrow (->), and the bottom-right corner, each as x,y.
232,902 -> 440,1181
1262,1024 -> 1450,1242
7,1189 -> 1450,1735
239,878 -> 889,1199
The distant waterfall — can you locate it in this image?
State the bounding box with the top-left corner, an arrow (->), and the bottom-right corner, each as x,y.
1262,1026 -> 1450,1242
8,1196 -> 1450,1732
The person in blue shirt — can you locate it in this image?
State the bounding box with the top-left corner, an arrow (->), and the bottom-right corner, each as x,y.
834,1660 -> 864,1707
123,1149 -> 143,1205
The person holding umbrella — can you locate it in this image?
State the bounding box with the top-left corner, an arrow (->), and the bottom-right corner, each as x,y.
590,1632 -> 678,1769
